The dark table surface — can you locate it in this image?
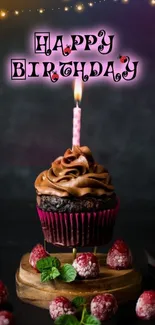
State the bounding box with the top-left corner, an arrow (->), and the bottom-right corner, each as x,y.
1,200 -> 155,325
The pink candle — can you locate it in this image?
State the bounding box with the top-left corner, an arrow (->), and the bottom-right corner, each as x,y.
72,79 -> 82,147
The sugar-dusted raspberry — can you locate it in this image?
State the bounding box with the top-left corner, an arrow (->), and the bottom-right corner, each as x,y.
49,296 -> 75,320
0,311 -> 14,325
136,291 -> 155,320
90,293 -> 118,321
29,243 -> 49,270
106,239 -> 132,270
72,253 -> 99,279
0,282 -> 8,305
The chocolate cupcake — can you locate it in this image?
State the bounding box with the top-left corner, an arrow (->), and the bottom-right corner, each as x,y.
35,146 -> 119,247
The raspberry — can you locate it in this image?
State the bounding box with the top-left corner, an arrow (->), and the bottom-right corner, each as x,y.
29,244 -> 49,270
90,293 -> 118,321
72,253 -> 99,279
106,239 -> 132,270
136,291 -> 155,320
0,282 -> 8,305
0,311 -> 14,325
49,296 -> 75,320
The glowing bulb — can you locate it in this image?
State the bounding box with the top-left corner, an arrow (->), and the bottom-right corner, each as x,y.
0,10 -> 6,18
76,4 -> 84,12
39,8 -> 44,14
122,0 -> 129,3
77,5 -> 82,10
14,10 -> 19,15
88,2 -> 93,6
64,6 -> 69,11
150,0 -> 155,5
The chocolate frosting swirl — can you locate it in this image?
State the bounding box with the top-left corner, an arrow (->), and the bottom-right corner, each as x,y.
35,146 -> 114,197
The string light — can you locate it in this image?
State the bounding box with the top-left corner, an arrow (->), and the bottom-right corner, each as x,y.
0,0 -> 154,20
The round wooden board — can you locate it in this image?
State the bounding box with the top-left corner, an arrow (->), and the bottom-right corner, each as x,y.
16,253 -> 142,309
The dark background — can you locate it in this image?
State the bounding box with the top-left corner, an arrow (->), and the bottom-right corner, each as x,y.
0,0 -> 155,324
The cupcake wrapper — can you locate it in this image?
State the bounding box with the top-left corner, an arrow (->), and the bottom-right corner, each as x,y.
37,198 -> 119,247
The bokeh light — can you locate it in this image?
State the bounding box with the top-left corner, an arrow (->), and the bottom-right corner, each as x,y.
150,0 -> 155,5
75,3 -> 84,12
64,6 -> 69,11
0,10 -> 7,18
39,8 -> 45,14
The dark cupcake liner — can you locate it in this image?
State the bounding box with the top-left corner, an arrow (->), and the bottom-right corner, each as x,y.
37,198 -> 120,247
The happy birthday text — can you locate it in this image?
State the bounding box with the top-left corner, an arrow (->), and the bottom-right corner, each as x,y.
7,29 -> 141,85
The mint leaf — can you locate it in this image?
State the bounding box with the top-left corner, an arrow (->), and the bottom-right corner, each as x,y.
41,267 -> 60,282
50,257 -> 61,269
36,256 -> 61,272
50,267 -> 60,279
59,264 -> 77,282
54,314 -> 79,325
72,296 -> 86,308
41,270 -> 51,282
84,314 -> 101,325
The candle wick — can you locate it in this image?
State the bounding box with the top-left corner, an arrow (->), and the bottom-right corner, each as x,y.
76,101 -> 79,108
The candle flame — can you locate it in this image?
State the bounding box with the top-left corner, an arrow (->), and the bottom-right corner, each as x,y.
74,79 -> 82,103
